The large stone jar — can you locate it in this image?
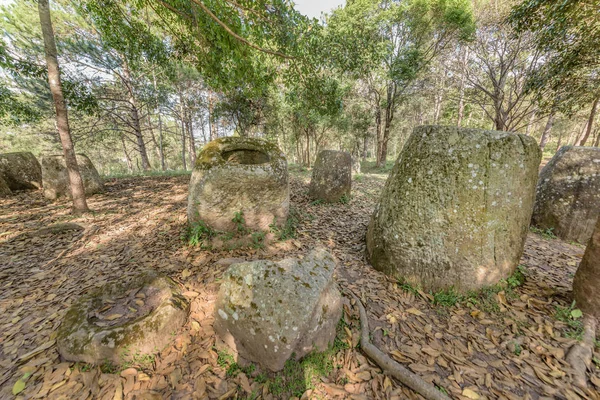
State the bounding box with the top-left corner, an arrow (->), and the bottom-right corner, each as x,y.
41,154 -> 104,200
532,146 -> 600,244
0,152 -> 42,190
309,150 -> 352,202
187,137 -> 289,232
366,125 -> 541,292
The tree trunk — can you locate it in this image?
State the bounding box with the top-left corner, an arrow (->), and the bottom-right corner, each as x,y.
123,62 -> 150,170
525,110 -> 537,136
375,107 -> 383,166
179,96 -> 187,171
152,71 -> 165,171
208,90 -> 216,140
38,0 -> 89,213
539,111 -> 555,151
573,216 -> 600,319
121,134 -> 133,173
457,47 -> 468,127
188,118 -> 197,165
362,135 -> 368,161
377,84 -> 396,167
575,97 -> 599,146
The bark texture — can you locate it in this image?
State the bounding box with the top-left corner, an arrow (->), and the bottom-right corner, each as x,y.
38,0 -> 88,213
366,126 -> 541,291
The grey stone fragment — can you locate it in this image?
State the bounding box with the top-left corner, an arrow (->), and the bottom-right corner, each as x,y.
57,271 -> 189,365
366,125 -> 541,291
0,152 -> 42,190
309,150 -> 352,202
41,154 -> 104,200
214,248 -> 342,372
187,137 -> 289,232
532,146 -> 600,244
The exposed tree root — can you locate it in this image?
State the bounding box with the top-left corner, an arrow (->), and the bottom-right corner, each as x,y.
566,315 -> 597,388
348,291 -> 450,400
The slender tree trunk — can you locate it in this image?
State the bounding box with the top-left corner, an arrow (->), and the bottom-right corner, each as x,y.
179,95 -> 187,171
38,0 -> 89,213
188,118 -> 197,165
539,111 -> 555,151
152,71 -> 165,171
121,134 -> 133,173
362,135 -> 368,161
556,129 -> 564,152
208,90 -> 216,140
594,128 -> 600,147
378,84 -> 396,167
375,108 -> 383,166
575,97 -> 599,146
457,48 -> 468,127
123,62 -> 150,170
305,130 -> 311,168
525,110 -> 537,136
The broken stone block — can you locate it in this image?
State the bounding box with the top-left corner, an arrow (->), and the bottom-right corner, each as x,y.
309,150 -> 352,202
187,137 -> 289,232
57,271 -> 189,365
0,152 -> 42,190
366,125 -> 541,292
214,248 -> 342,372
532,146 -> 600,244
41,154 -> 104,200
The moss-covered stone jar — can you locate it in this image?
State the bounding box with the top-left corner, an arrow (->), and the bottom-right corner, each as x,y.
57,271 -> 189,365
187,136 -> 289,232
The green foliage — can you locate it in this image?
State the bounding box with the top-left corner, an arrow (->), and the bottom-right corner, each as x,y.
554,301 -> 584,339
509,0 -> 600,112
432,287 -> 462,307
339,193 -> 351,204
184,220 -> 216,247
232,211 -> 248,235
529,226 -> 557,240
251,231 -> 266,249
270,208 -> 300,241
430,266 -> 527,311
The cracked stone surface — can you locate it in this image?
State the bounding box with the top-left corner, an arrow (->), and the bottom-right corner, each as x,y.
213,248 -> 342,371
366,125 -> 541,292
532,146 -> 600,244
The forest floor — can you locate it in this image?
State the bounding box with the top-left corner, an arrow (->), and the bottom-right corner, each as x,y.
0,169 -> 599,400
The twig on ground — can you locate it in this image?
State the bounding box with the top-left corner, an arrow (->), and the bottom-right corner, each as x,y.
346,290 -> 450,400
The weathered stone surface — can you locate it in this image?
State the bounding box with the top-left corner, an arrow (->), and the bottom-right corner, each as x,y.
531,146 -> 600,244
41,154 -> 104,200
573,216 -> 600,319
187,137 -> 289,232
57,271 -> 189,365
0,176 -> 11,197
214,248 -> 342,372
309,150 -> 352,202
0,152 -> 42,190
366,125 -> 541,292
